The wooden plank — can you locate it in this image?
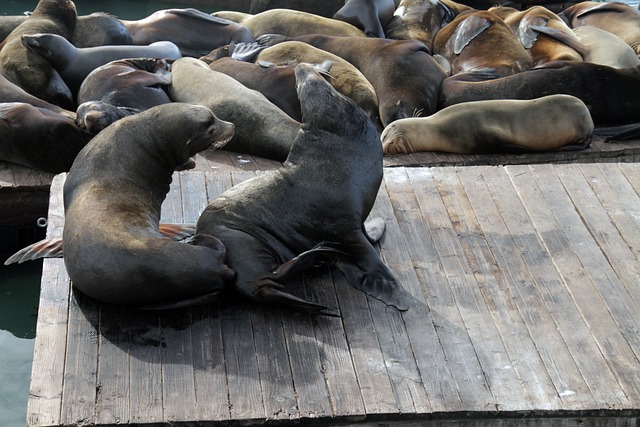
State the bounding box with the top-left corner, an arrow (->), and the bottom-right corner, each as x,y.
60,288 -> 99,426
402,167 -> 496,412
366,188 -> 430,414
382,169 -> 463,414
304,270 -> 366,419
95,305 -> 131,425
432,166 -> 559,410
506,164 -> 632,408
26,174 -> 68,427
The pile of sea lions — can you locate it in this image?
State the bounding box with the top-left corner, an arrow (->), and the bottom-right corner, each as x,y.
3,0 -> 640,312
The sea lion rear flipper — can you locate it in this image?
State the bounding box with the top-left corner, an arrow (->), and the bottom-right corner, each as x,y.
4,236 -> 63,264
595,122 -> 640,142
364,217 -> 386,243
335,235 -> 411,311
139,290 -> 224,310
254,279 -> 338,317
266,243 -> 346,281
158,223 -> 196,241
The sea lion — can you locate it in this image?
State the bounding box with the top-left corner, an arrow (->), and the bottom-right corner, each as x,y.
206,57 -> 331,122
528,25 -> 640,69
239,8 -> 366,38
440,61 -> 640,125
0,0 -> 77,109
491,6 -> 583,66
246,40 -> 382,132
333,0 -> 396,38
59,103 -> 236,308
433,9 -> 533,77
0,102 -> 91,173
258,33 -> 447,127
195,63 -> 410,314
121,8 -> 254,57
382,94 -> 593,154
168,57 -> 300,161
0,72 -> 75,119
0,12 -> 132,48
385,0 -> 472,49
560,1 -> 640,56
76,58 -> 173,134
21,33 -> 181,98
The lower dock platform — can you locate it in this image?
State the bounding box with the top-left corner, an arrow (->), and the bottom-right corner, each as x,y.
26,163 -> 640,426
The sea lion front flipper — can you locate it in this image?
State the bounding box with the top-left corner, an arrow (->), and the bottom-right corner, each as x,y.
169,8 -> 232,26
453,15 -> 492,55
335,233 -> 411,311
4,236 -> 63,265
229,41 -> 266,62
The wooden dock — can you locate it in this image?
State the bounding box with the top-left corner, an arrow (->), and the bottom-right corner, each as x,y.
27,162 -> 640,426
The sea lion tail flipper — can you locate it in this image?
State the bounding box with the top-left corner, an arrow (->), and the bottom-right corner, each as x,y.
364,217 -> 386,244
229,41 -> 266,62
254,279 -> 338,317
139,290 -> 224,310
3,237 -> 63,265
158,223 -> 196,241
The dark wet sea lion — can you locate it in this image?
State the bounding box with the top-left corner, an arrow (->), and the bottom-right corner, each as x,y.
206,57 -> 330,122
259,33 -> 447,127
121,8 -> 254,57
333,0 -> 396,38
195,63 -> 410,314
0,0 -> 77,109
0,102 -> 91,173
248,40 -> 382,132
440,61 -> 640,125
60,103 -> 237,308
382,94 -> 593,154
21,32 -> 181,97
433,9 -> 533,77
168,57 -> 300,161
76,58 -> 173,134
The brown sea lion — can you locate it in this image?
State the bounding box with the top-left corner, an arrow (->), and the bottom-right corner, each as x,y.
75,58 -> 173,134
258,33 -> 447,126
491,6 -> 583,66
239,8 -> 366,38
195,63 -> 410,314
168,57 -> 300,161
0,0 -> 77,109
440,61 -> 640,125
121,8 -> 254,57
333,0 -> 396,38
0,102 -> 91,173
433,9 -> 533,77
560,1 -> 640,56
385,0 -> 472,49
59,103 -> 236,308
382,94 -> 593,154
